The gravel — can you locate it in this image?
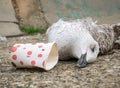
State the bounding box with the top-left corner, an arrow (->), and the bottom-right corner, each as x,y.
0,34 -> 120,88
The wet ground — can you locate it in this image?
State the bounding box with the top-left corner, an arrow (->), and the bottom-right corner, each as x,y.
0,34 -> 120,88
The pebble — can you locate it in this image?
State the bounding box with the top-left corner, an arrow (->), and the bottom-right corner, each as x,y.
106,69 -> 114,73
0,36 -> 7,41
104,59 -> 110,61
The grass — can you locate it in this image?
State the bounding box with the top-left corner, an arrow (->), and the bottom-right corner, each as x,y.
20,26 -> 46,35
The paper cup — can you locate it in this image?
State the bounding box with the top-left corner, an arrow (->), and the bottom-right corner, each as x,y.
10,42 -> 58,70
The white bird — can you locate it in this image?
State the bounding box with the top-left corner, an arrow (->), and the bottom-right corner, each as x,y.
46,19 -> 99,67
70,18 -> 114,55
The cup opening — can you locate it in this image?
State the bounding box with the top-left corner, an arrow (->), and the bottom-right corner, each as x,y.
45,43 -> 58,70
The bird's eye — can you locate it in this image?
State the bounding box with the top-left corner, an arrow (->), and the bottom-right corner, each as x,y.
91,46 -> 95,52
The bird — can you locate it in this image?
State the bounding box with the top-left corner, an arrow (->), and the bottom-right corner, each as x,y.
74,18 -> 114,55
46,18 -> 100,68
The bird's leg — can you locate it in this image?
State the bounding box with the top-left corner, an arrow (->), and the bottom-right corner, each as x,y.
77,53 -> 87,68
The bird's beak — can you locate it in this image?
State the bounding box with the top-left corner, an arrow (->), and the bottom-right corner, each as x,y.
77,53 -> 87,68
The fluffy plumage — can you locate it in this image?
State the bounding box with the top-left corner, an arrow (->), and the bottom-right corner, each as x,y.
112,23 -> 120,49
46,18 -> 119,67
46,19 -> 99,64
76,18 -> 114,55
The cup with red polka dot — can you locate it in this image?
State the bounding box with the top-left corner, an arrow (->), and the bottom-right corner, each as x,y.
10,42 -> 58,70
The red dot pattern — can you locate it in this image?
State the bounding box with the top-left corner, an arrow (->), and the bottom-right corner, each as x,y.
20,61 -> 24,65
42,61 -> 45,67
27,51 -> 32,55
27,56 -> 30,58
23,47 -> 26,50
31,60 -> 36,66
11,45 -> 21,52
11,44 -> 47,67
11,47 -> 17,52
12,55 -> 17,60
38,54 -> 43,58
38,45 -> 43,48
42,49 -> 45,51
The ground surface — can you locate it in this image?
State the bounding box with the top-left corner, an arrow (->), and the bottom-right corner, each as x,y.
0,34 -> 120,88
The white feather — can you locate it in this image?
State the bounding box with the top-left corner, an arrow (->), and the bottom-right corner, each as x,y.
46,19 -> 99,63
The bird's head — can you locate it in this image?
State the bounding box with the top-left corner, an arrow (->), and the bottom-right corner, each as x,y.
77,40 -> 99,68
74,32 -> 99,68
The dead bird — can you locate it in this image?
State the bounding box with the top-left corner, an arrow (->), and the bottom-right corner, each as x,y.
46,19 -> 99,68
90,25 -> 114,55
79,18 -> 114,55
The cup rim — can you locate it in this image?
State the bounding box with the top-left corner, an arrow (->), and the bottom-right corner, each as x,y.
44,42 -> 59,70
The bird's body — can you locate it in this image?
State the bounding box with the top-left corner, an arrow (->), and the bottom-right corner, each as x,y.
46,19 -> 98,60
74,18 -> 114,55
112,23 -> 120,49
89,25 -> 114,55
46,18 -> 100,68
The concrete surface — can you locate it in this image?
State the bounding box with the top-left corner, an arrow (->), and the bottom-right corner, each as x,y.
0,0 -> 22,36
0,0 -> 17,22
0,23 -> 22,37
0,35 -> 120,88
40,0 -> 120,25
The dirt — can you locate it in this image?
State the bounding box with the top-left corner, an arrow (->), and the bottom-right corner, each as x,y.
0,34 -> 119,88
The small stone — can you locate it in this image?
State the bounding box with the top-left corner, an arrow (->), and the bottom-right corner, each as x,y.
106,70 -> 114,73
113,66 -> 120,69
105,59 -> 110,61
0,36 -> 7,41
